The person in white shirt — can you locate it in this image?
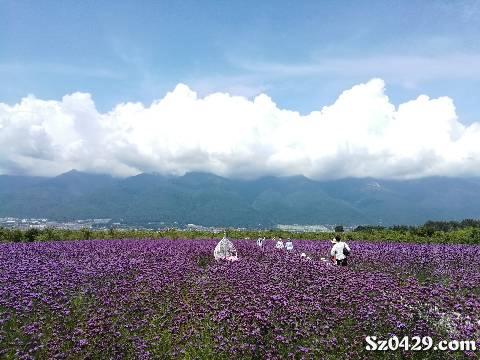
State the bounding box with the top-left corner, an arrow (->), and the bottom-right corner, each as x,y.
275,237 -> 284,249
285,239 -> 293,251
330,235 -> 351,266
257,237 -> 266,248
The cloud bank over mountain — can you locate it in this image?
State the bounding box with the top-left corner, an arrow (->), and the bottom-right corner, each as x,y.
1,78 -> 479,179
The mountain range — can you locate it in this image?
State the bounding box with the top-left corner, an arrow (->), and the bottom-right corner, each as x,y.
1,170 -> 480,227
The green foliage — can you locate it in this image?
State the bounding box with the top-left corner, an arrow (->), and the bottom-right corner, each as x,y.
1,220 -> 480,244
80,228 -> 92,240
36,228 -> 61,242
24,228 -> 40,242
8,229 -> 24,242
354,225 -> 386,232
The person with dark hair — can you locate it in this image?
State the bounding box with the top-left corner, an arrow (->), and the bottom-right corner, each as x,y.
330,234 -> 351,266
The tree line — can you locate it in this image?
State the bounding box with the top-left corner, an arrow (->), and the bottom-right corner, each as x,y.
1,219 -> 480,244
353,219 -> 480,233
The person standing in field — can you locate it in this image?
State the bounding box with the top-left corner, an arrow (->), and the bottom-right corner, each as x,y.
330,235 -> 351,266
257,237 -> 266,248
285,238 -> 293,251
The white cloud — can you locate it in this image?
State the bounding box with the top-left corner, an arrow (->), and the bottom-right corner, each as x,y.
1,78 -> 479,179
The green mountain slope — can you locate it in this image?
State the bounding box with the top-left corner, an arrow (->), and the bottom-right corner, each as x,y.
1,171 -> 480,226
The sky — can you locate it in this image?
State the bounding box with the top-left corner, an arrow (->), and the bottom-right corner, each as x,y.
1,0 -> 480,179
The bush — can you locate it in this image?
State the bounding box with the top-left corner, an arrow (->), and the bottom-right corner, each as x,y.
9,229 -> 24,242
24,228 -> 40,242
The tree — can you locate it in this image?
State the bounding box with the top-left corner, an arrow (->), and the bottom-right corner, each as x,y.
24,228 -> 40,242
469,228 -> 480,244
9,229 -> 24,242
80,228 -> 92,240
334,225 -> 344,233
108,227 -> 117,239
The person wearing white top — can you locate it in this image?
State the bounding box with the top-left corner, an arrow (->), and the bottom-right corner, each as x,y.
330,235 -> 351,266
275,238 -> 284,249
257,237 -> 265,248
285,239 -> 293,251
214,234 -> 238,261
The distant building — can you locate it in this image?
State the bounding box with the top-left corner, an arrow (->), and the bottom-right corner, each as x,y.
276,224 -> 331,232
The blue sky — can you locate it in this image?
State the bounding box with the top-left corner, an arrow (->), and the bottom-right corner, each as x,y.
2,1 -> 480,179
2,0 -> 480,123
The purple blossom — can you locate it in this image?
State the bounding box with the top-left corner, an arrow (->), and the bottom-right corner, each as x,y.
0,239 -> 479,358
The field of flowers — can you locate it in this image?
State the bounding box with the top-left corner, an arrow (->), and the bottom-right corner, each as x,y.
1,238 -> 479,359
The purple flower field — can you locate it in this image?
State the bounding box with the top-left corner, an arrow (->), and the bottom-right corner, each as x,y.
1,239 -> 479,359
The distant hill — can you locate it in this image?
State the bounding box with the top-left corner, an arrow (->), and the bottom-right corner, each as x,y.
1,170 -> 480,227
